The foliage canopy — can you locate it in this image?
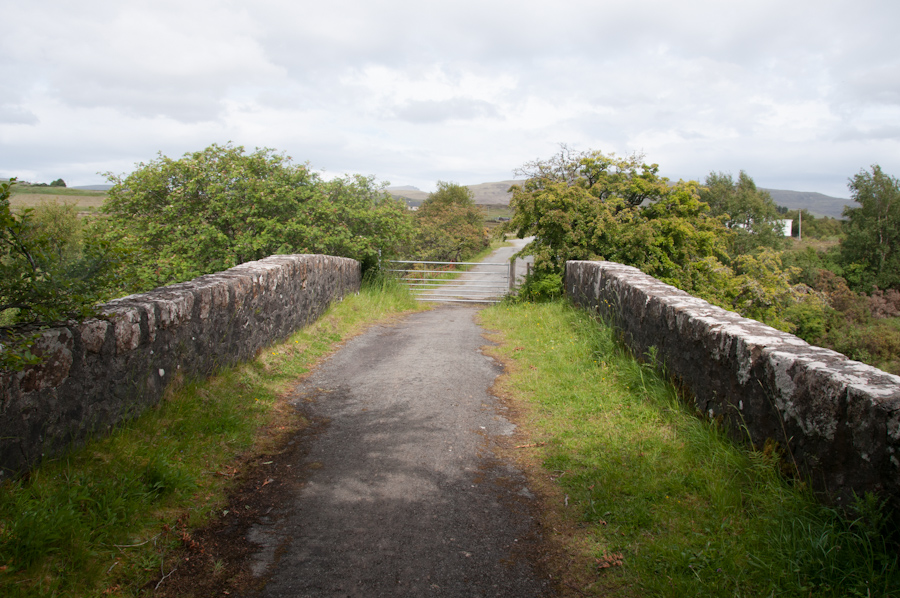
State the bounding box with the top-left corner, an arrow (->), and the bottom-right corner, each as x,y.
513,145 -> 671,207
701,170 -> 786,254
506,148 -> 729,294
100,143 -> 413,289
839,165 -> 900,291
505,148 -> 827,333
1,179 -> 119,326
413,181 -> 488,261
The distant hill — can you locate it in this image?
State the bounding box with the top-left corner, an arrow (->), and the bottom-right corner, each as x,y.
761,189 -> 852,219
72,184 -> 113,191
386,187 -> 429,206
388,180 -> 522,207
395,181 -> 852,217
466,180 -> 521,205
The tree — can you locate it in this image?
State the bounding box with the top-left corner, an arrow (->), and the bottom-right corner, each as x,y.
700,171 -> 785,254
839,165 -> 900,291
99,143 -> 413,289
514,145 -> 671,207
314,174 -> 416,271
506,148 -> 686,277
504,147 -> 828,334
49,178 -> 66,187
413,181 -> 488,261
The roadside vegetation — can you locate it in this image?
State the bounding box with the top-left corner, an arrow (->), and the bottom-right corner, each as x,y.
3,138 -> 899,596
482,300 -> 900,597
412,180 -> 490,262
1,144 -> 490,370
503,146 -> 900,374
0,272 -> 421,597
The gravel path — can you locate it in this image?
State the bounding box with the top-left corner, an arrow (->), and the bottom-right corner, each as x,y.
241,304 -> 553,597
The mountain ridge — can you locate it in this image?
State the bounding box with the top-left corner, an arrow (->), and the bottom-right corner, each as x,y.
388,181 -> 852,218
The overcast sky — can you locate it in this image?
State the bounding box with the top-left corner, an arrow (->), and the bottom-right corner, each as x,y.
2,0 -> 898,197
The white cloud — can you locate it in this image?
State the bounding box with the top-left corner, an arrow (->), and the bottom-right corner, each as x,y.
1,0 -> 899,196
392,99 -> 500,124
0,104 -> 39,126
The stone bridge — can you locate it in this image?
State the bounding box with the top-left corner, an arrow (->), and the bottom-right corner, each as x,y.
3,254 -> 898,511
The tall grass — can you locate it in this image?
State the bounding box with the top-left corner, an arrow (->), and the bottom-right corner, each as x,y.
0,276 -> 420,597
481,300 -> 899,597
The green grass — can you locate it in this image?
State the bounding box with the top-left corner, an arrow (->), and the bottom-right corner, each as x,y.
0,273 -> 421,597
6,285 -> 892,596
480,300 -> 899,597
482,204 -> 512,221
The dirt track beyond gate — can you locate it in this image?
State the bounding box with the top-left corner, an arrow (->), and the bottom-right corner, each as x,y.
238,303 -> 554,597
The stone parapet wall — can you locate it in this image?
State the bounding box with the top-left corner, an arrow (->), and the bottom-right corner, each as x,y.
566,260 -> 900,507
1,254 -> 361,478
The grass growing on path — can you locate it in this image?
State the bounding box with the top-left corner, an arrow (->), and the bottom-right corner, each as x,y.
0,273 -> 421,597
480,300 -> 899,597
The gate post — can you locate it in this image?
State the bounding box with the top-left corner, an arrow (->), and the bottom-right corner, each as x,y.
508,259 -> 516,292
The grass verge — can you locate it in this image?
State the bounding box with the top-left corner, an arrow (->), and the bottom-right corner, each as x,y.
0,272 -> 422,597
480,299 -> 899,597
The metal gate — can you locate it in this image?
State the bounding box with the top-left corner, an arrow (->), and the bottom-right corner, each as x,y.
387,260 -> 516,303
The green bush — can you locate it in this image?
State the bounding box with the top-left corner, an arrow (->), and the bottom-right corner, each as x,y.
514,271 -> 563,302
413,181 -> 489,261
98,144 -> 414,291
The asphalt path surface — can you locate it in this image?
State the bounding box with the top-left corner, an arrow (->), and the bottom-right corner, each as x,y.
241,242 -> 553,597
488,237 -> 534,288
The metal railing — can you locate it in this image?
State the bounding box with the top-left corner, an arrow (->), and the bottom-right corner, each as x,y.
388,259 -> 516,303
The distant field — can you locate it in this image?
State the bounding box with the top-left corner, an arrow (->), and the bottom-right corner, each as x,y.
786,236 -> 841,252
482,204 -> 512,219
11,186 -> 108,197
9,188 -> 106,211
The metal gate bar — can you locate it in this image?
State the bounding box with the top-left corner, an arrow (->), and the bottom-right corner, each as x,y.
388,260 -> 514,303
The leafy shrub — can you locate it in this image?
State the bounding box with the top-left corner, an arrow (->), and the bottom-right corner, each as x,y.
413,181 -> 489,261
514,271 -> 563,302
814,269 -> 870,324
98,144 -> 413,290
728,249 -> 801,332
824,318 -> 900,373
